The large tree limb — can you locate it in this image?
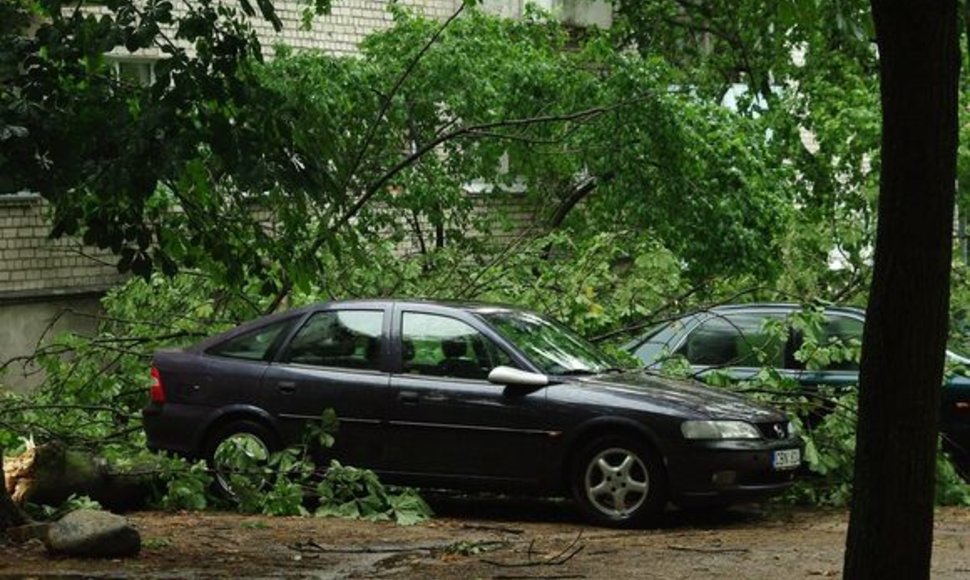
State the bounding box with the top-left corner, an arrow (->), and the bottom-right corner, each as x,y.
3,442 -> 157,513
339,1 -> 468,198
263,97 -> 644,314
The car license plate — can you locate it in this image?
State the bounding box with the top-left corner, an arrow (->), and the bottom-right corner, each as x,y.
772,448 -> 801,470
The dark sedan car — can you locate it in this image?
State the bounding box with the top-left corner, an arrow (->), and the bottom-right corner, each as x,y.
626,303 -> 970,464
144,300 -> 801,527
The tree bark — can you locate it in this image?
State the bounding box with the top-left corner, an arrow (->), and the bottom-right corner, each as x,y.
4,442 -> 156,512
843,2 -> 959,579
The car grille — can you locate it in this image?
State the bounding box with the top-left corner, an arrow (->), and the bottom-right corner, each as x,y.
757,421 -> 791,440
738,469 -> 798,485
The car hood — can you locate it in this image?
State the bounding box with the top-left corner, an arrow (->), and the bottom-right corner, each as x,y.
568,371 -> 787,422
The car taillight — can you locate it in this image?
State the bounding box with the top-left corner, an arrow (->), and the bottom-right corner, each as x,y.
150,367 -> 166,404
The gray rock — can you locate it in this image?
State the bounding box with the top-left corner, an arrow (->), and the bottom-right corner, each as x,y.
45,509 -> 141,558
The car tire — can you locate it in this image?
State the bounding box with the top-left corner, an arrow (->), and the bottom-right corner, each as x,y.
570,435 -> 667,528
204,419 -> 280,499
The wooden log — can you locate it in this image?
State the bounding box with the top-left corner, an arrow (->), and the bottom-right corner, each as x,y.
3,442 -> 157,512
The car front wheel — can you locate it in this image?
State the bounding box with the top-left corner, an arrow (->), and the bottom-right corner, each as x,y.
570,435 -> 667,527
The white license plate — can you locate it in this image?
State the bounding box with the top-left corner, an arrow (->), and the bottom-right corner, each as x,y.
772,448 -> 801,470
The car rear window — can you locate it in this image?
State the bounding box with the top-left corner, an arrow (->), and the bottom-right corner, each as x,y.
207,319 -> 293,362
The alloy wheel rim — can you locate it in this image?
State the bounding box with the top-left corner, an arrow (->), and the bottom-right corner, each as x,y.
213,433 -> 270,495
584,447 -> 649,518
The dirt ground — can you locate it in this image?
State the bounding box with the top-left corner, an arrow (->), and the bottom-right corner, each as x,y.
2,496 -> 970,579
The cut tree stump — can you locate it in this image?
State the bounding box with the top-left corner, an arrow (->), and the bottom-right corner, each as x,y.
3,441 -> 158,512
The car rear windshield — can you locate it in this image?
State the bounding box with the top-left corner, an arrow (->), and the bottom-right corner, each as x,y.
479,310 -> 618,375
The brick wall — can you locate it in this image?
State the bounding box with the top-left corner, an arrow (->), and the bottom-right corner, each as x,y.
0,196 -> 121,300
2,0 -> 461,302
97,0 -> 461,60
252,0 -> 460,56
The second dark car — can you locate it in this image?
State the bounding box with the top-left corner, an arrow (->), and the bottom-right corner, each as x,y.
144,300 -> 801,527
626,302 -> 970,465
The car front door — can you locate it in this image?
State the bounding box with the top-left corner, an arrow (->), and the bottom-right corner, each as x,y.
793,312 -> 864,391
260,307 -> 391,470
382,307 -> 552,488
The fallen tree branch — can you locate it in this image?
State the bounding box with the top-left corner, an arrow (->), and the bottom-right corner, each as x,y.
3,442 -> 158,512
264,96 -> 649,313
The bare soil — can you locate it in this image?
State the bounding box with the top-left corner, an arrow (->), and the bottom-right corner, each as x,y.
2,496 -> 969,579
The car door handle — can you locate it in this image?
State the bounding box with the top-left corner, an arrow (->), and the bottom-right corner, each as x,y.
399,391 -> 419,404
278,381 -> 297,394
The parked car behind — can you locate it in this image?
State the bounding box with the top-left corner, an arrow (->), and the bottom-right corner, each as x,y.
144,299 -> 801,527
626,303 -> 970,465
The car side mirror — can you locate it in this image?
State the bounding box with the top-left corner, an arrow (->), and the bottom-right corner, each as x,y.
487,365 -> 549,387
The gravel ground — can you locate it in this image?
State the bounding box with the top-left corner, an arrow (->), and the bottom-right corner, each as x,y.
2,497 -> 969,579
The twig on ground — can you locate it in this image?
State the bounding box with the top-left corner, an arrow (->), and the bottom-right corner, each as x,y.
666,544 -> 750,554
492,575 -> 586,580
460,524 -> 526,535
289,540 -> 436,554
483,531 -> 584,568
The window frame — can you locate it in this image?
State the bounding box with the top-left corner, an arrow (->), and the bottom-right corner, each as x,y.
105,54 -> 157,87
205,317 -> 297,363
397,310 -> 517,382
673,309 -> 793,370
276,308 -> 388,373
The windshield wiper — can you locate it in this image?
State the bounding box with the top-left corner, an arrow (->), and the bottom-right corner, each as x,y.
559,367 -> 626,376
558,368 -> 598,376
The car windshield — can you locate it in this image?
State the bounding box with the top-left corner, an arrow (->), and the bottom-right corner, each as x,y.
947,344 -> 970,366
479,310 -> 619,375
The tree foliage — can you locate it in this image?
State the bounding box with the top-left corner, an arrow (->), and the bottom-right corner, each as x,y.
3,0 -> 970,528
2,2 -> 792,306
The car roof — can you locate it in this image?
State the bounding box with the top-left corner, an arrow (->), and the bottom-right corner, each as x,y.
705,302 -> 866,317
307,298 -> 528,314
188,298 -> 539,353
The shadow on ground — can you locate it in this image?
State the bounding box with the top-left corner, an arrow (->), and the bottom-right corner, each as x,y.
422,490 -> 770,529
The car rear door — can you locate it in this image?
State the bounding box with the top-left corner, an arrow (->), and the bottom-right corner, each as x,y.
381,305 -> 552,488
260,306 -> 392,470
676,310 -> 799,383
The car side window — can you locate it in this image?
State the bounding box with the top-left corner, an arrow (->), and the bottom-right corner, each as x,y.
284,310 -> 384,371
820,315 -> 863,371
207,318 -> 292,362
401,312 -> 513,380
678,313 -> 787,368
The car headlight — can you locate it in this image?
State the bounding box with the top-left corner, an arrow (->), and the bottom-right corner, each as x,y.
681,420 -> 762,440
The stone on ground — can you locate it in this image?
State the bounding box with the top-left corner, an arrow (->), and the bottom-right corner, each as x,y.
45,509 -> 141,558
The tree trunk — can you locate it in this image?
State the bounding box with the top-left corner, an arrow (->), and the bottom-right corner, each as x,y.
4,442 -> 156,512
0,449 -> 30,533
843,2 -> 959,579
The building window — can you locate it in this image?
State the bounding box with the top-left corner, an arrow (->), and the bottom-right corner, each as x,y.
480,0 -> 612,28
106,57 -> 156,87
